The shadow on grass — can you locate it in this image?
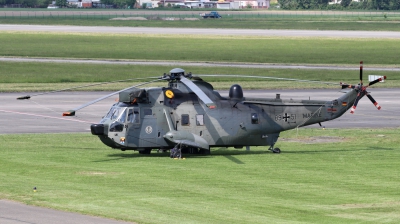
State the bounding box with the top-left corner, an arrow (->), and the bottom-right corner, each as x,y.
93,146 -> 394,162
223,155 -> 245,164
93,148 -> 271,162
283,146 -> 394,154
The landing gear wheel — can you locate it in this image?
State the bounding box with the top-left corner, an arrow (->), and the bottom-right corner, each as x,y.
170,144 -> 182,158
272,148 -> 281,154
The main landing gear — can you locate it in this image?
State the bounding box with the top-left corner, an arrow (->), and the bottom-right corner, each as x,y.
170,143 -> 182,158
268,144 -> 281,154
170,144 -> 210,158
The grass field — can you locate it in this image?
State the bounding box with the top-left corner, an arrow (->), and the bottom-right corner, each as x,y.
1,32 -> 399,91
0,62 -> 398,91
1,128 -> 399,223
1,32 -> 400,65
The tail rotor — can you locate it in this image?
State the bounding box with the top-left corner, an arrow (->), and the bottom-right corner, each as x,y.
341,61 -> 386,114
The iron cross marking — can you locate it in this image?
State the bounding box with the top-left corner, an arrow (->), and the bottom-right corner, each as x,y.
283,113 -> 291,122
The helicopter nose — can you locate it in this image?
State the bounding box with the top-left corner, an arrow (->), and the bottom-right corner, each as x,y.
91,124 -> 105,135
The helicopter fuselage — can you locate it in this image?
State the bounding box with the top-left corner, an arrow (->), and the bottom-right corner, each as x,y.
90,80 -> 358,153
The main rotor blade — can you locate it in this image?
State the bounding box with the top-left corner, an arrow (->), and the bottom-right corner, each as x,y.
368,76 -> 386,87
366,94 -> 381,110
197,74 -> 338,86
63,78 -> 163,116
17,77 -> 160,100
179,76 -> 215,108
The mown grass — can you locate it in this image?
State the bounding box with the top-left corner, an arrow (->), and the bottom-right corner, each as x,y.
0,62 -> 398,91
1,32 -> 400,65
1,128 -> 399,223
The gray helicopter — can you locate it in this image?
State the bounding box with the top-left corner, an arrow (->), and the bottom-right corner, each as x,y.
18,62 -> 386,156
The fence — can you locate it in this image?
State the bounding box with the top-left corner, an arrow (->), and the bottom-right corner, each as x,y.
1,10 -> 400,20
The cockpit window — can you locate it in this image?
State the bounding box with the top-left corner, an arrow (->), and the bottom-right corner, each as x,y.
105,107 -> 127,122
117,109 -> 127,123
127,109 -> 133,123
105,107 -> 119,120
104,107 -> 114,119
128,108 -> 140,124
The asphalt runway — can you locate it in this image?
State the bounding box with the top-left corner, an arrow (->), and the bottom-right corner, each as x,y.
0,200 -> 133,224
1,24 -> 400,38
1,89 -> 398,135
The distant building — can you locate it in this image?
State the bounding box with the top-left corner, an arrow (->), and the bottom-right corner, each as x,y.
216,1 -> 240,9
141,0 -> 269,8
236,0 -> 269,8
329,0 -> 359,4
184,1 -> 205,8
67,0 -> 93,8
136,0 -> 160,8
157,0 -> 184,7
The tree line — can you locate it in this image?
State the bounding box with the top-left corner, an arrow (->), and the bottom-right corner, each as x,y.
1,0 -> 399,10
277,0 -> 400,10
1,0 -> 136,8
1,0 -> 51,7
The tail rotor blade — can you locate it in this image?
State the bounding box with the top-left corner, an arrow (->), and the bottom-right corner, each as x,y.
368,76 -> 386,87
350,92 -> 365,114
366,94 -> 381,110
350,98 -> 359,114
346,61 -> 385,114
359,61 -> 363,85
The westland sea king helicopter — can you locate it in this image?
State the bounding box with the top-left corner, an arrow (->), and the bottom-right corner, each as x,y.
18,62 -> 386,157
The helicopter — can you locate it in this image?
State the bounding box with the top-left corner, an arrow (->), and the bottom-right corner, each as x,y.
17,62 -> 386,156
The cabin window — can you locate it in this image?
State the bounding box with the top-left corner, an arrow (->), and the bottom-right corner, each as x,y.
182,114 -> 190,126
251,113 -> 259,124
196,114 -> 204,126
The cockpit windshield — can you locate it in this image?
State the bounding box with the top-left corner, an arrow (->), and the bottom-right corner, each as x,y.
105,106 -> 127,122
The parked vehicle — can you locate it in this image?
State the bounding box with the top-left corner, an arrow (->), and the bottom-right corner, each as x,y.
200,11 -> 221,19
